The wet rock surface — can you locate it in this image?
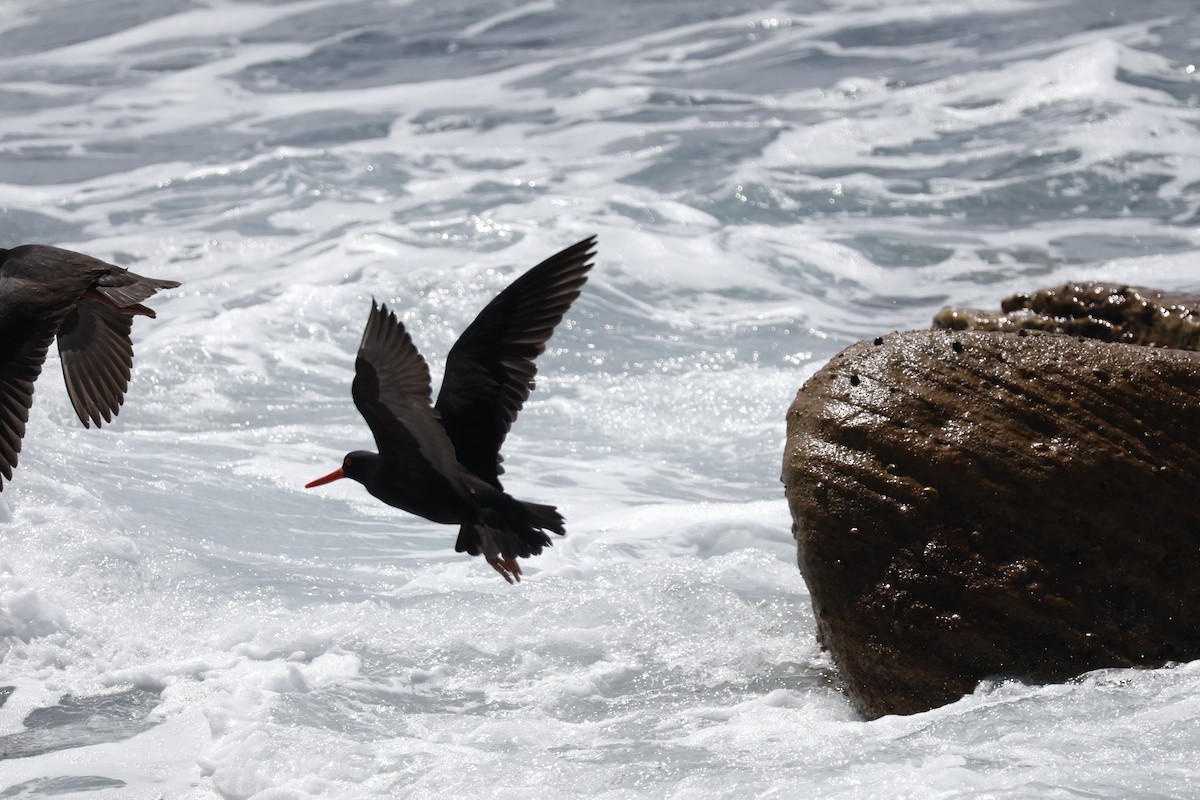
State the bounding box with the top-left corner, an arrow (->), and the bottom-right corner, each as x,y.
934,282 -> 1200,349
782,328 -> 1200,718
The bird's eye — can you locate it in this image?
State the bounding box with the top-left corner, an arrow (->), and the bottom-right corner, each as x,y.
344,456 -> 353,467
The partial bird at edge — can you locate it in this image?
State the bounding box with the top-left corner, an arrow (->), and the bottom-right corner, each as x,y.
0,244 -> 180,490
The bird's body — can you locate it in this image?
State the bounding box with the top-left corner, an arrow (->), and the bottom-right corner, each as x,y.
307,237 -> 595,583
0,244 -> 179,489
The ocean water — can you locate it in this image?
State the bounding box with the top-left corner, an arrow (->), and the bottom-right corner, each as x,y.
1,0 -> 1199,797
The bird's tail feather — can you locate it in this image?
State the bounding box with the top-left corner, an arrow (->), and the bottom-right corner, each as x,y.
454,500 -> 565,559
95,271 -> 181,313
522,501 -> 565,535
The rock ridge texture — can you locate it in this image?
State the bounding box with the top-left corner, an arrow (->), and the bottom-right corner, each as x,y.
782,325 -> 1200,717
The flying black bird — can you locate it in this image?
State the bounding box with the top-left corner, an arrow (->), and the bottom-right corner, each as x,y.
306,237 -> 595,583
0,244 -> 180,489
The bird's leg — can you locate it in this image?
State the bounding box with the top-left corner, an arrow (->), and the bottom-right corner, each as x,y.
477,523 -> 522,584
487,556 -> 522,584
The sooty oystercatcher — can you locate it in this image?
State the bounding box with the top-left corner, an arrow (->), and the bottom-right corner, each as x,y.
306,237 -> 595,583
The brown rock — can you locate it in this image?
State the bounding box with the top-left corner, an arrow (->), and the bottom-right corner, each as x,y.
782,328 -> 1200,718
934,282 -> 1200,349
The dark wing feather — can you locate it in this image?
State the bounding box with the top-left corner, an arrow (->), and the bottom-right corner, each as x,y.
352,301 -> 468,490
435,236 -> 596,487
56,300 -> 133,428
0,309 -> 67,488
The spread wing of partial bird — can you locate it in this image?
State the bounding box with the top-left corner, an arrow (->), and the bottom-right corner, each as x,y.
0,309 -> 67,482
435,236 -> 596,488
56,301 -> 135,428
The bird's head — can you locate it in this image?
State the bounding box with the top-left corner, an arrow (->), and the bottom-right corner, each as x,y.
305,450 -> 378,488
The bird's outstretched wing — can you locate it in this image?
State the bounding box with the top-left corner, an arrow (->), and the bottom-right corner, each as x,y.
352,301 -> 468,490
0,309 -> 68,487
435,236 -> 596,487
56,300 -> 133,428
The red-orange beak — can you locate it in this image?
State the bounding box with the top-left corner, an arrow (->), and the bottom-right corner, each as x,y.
305,468 -> 345,488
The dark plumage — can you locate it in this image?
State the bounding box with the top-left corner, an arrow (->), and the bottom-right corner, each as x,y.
0,244 -> 180,489
306,236 -> 596,583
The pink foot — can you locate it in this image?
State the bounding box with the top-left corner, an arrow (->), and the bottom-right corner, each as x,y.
488,557 -> 522,584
